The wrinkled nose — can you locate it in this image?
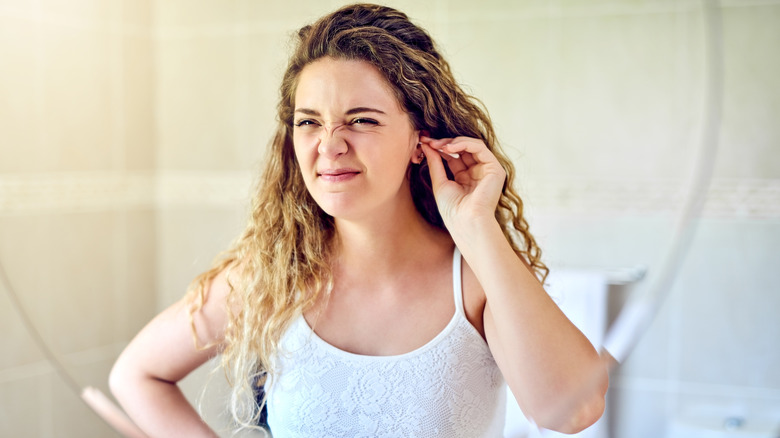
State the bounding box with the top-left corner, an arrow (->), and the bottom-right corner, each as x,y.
317,126 -> 348,159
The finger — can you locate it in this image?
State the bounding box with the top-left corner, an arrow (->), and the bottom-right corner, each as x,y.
419,135 -> 452,147
421,143 -> 449,191
456,150 -> 478,168
432,142 -> 474,168
438,138 -> 496,167
420,136 -> 462,160
438,149 -> 468,174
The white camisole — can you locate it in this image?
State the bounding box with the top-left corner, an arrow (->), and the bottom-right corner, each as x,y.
266,248 -> 507,437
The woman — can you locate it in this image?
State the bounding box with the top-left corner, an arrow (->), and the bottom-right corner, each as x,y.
110,4 -> 608,437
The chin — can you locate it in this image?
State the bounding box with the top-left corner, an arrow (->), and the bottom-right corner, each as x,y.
314,197 -> 360,221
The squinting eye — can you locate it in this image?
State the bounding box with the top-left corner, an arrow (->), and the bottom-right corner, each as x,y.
351,118 -> 378,125
294,119 -> 318,127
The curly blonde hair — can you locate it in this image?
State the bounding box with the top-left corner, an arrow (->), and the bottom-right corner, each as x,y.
186,3 -> 548,430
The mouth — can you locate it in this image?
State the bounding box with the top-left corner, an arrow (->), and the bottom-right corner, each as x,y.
317,168 -> 360,182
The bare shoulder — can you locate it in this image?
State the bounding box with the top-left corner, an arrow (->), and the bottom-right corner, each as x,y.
189,266 -> 238,347
460,258 -> 487,340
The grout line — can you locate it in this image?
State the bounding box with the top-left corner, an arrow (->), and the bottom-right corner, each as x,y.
1,174 -> 779,217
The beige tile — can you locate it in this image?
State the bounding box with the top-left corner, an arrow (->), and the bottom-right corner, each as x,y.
42,24 -> 114,172
0,374 -> 47,438
0,215 -> 56,369
236,30 -> 288,168
0,289 -> 47,370
121,0 -> 152,31
443,16 -> 560,179
0,0 -> 38,19
445,0 -> 555,21
238,0 -> 344,27
155,0 -> 239,29
51,358 -> 123,438
716,5 -> 780,179
39,0 -> 111,26
554,11 -> 693,180
156,36 -> 239,170
0,17 -> 42,173
64,351 -> 119,406
155,205 -> 246,308
557,0 -> 693,16
119,209 -> 157,340
122,35 -> 155,171
453,10 -> 696,181
444,0 -> 690,20
0,212 -> 119,355
46,212 -> 119,353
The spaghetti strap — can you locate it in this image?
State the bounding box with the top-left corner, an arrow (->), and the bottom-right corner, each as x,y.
452,247 -> 464,314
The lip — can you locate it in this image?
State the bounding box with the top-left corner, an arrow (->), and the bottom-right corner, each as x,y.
317,168 -> 361,182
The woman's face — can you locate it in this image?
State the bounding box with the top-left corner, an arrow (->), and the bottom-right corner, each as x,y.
293,57 -> 421,222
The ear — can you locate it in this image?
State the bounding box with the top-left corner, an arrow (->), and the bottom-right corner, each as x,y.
410,129 -> 429,164
411,141 -> 425,164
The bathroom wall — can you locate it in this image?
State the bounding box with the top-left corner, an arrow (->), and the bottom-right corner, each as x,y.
1,1 -> 778,437
150,0 -> 780,436
0,1 -> 156,436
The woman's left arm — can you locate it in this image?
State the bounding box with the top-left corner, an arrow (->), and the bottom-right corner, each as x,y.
421,136 -> 609,434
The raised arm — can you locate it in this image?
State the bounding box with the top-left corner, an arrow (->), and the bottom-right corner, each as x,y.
109,268 -> 234,438
421,137 -> 609,433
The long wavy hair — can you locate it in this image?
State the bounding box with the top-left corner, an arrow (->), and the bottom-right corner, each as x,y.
186,3 -> 548,430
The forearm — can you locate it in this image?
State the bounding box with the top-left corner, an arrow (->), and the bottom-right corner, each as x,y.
452,216 -> 608,432
110,369 -> 219,438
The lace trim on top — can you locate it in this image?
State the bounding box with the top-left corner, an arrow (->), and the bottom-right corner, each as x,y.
266,248 -> 506,437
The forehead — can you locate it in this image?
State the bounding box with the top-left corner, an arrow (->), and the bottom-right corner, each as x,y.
294,57 -> 403,113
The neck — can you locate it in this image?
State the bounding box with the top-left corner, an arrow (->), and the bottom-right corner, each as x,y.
331,202 -> 451,280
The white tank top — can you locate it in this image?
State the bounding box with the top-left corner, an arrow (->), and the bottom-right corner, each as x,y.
266,248 -> 506,437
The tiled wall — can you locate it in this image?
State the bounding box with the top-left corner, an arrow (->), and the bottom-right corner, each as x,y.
2,1 -> 778,437
0,1 -> 156,437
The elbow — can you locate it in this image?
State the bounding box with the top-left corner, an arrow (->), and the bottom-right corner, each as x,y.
537,368 -> 610,434
555,390 -> 607,434
108,359 -> 127,401
109,354 -> 139,404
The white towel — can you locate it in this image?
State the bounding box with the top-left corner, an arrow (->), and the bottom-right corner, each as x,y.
503,269 -> 609,438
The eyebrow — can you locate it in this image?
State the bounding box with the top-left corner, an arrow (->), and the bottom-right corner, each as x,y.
294,107 -> 387,116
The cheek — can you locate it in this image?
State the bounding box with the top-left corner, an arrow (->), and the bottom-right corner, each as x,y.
292,133 -> 316,166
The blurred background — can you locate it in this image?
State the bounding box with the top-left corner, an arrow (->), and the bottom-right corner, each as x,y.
1,0 -> 778,437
